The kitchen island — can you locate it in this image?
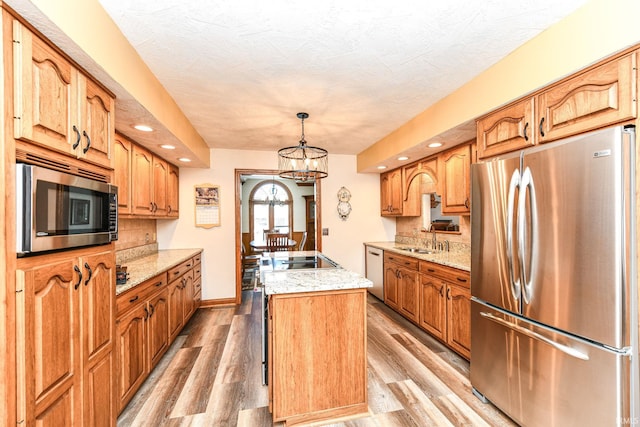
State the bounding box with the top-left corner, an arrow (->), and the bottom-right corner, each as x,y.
262,251 -> 372,426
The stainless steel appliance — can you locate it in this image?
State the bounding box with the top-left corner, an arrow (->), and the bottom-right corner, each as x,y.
261,252 -> 341,385
365,246 -> 384,300
471,125 -> 639,426
16,163 -> 118,255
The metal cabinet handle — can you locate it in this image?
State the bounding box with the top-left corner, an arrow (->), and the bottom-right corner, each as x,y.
149,303 -> 155,317
539,117 -> 545,137
82,130 -> 91,154
143,306 -> 149,320
464,198 -> 470,209
84,262 -> 92,286
439,285 -> 444,297
74,265 -> 82,290
523,122 -> 529,141
446,287 -> 451,300
456,277 -> 467,283
153,281 -> 163,287
129,295 -> 139,303
72,125 -> 81,149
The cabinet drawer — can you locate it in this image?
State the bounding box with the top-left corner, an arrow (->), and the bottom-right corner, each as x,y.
168,258 -> 195,280
117,273 -> 167,315
419,261 -> 470,288
194,277 -> 202,294
193,252 -> 202,266
384,252 -> 418,270
193,262 -> 202,281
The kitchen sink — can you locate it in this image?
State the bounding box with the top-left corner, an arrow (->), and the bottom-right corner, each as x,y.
396,247 -> 435,254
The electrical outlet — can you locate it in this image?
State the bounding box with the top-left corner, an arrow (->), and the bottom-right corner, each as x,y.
322,228 -> 329,236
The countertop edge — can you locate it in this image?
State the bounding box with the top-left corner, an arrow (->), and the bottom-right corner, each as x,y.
115,248 -> 203,295
364,241 -> 470,272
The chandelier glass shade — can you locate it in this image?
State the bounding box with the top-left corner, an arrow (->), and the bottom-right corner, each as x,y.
278,112 -> 328,182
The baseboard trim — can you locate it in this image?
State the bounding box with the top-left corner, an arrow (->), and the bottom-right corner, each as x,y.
199,298 -> 237,308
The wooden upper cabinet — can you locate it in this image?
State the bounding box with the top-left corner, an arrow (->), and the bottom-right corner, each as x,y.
380,169 -> 403,215
80,76 -> 114,167
477,97 -> 535,159
167,164 -> 179,218
152,156 -> 168,216
537,52 -> 637,143
440,143 -> 472,215
13,20 -> 114,170
114,134 -> 132,214
477,50 -> 637,159
131,144 -> 154,215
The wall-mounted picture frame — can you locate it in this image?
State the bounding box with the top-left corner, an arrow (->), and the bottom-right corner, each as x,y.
195,183 -> 220,228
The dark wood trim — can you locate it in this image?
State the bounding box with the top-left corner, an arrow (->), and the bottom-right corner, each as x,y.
234,169 -> 322,304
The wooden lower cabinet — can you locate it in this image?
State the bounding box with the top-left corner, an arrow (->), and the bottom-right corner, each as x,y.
116,252 -> 201,414
15,246 -> 116,426
268,289 -> 368,425
446,284 -> 471,358
382,251 -> 471,359
116,303 -> 148,411
418,261 -> 471,359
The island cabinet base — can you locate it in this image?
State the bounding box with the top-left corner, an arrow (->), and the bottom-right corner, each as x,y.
268,288 -> 369,425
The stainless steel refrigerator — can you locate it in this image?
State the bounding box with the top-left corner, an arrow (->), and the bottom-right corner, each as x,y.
470,125 -> 639,426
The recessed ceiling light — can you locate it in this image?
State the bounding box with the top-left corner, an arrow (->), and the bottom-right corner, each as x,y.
178,157 -> 191,163
134,124 -> 153,132
428,142 -> 443,148
160,144 -> 175,150
377,165 -> 387,170
397,156 -> 409,161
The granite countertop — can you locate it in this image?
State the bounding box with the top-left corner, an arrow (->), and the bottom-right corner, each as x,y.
115,248 -> 202,295
364,241 -> 470,272
263,268 -> 372,295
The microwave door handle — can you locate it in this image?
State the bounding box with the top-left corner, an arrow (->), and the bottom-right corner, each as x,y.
518,167 -> 537,304
507,169 -> 521,301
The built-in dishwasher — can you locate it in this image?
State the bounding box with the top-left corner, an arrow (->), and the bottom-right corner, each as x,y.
365,246 -> 383,300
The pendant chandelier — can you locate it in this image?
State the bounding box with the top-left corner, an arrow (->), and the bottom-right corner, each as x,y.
278,112 -> 328,182
268,177 -> 284,206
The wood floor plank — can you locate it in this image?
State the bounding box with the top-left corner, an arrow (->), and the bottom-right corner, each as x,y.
118,290 -> 516,426
125,346 -> 202,426
387,379 -> 458,426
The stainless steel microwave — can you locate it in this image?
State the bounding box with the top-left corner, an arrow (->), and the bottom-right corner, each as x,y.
16,164 -> 118,256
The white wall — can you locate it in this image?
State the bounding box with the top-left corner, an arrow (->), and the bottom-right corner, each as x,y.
157,149 -> 395,301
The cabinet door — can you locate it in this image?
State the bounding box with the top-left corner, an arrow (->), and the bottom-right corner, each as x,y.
441,143 -> 471,214
446,284 -> 471,360
537,52 -> 637,143
477,97 -> 536,159
131,144 -> 154,215
168,278 -> 185,342
13,20 -> 78,156
383,264 -> 399,309
182,270 -> 196,322
167,163 -> 179,217
418,274 -> 446,341
398,268 -> 419,322
116,303 -> 148,411
380,169 -> 402,216
80,75 -> 114,168
114,135 -> 132,214
148,289 -> 170,367
16,258 -> 81,425
153,156 -> 168,216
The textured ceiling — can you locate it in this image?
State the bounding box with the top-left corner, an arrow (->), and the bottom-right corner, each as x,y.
96,0 -> 586,160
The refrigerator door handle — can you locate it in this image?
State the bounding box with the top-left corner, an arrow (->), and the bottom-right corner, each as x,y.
480,311 -> 589,361
507,169 -> 522,301
518,166 -> 538,304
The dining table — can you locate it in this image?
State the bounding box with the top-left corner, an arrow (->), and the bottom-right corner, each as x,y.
249,239 -> 297,251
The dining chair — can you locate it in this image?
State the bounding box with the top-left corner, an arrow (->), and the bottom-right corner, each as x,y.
298,231 -> 308,251
241,242 -> 261,277
266,233 -> 290,252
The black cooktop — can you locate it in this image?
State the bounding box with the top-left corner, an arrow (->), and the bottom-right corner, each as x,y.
271,255 -> 340,270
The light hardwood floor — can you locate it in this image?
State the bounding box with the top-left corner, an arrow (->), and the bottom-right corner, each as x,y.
118,291 -> 516,426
